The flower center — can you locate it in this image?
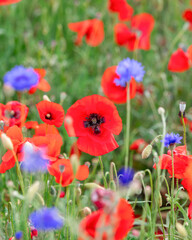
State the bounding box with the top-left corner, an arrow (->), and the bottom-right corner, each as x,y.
4,110 -> 21,119
45,113 -> 52,120
83,113 -> 105,135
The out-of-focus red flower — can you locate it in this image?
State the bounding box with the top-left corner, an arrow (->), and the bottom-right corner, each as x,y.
101,66 -> 137,104
25,121 -> 38,129
78,198 -> 134,240
60,191 -> 65,198
136,83 -> 144,95
29,69 -> 50,94
65,95 -> 122,156
69,141 -> 81,158
0,101 -> 28,130
0,0 -> 21,5
108,0 -> 133,21
31,228 -> 38,238
182,9 -> 192,30
168,48 -> 191,72
68,19 -> 104,47
48,158 -> 89,187
0,126 -> 25,173
130,139 -> 148,154
114,13 -> 155,51
153,145 -> 192,201
36,100 -> 65,128
188,202 -> 192,219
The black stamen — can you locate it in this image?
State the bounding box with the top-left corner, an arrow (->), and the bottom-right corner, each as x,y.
83,113 -> 105,135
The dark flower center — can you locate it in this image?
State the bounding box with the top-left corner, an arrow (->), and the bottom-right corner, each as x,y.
45,113 -> 52,120
4,110 -> 21,119
83,113 -> 105,135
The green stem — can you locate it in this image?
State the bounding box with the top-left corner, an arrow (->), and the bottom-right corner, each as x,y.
12,151 -> 25,195
98,156 -> 108,188
181,112 -> 187,152
125,82 -> 131,169
170,150 -> 175,239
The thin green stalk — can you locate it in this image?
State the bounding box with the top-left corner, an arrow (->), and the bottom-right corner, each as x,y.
98,156 -> 108,188
170,150 -> 175,239
12,150 -> 25,195
125,82 -> 131,169
158,207 -> 166,239
181,112 -> 187,152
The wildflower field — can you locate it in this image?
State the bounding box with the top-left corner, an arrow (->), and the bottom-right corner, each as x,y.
1,0 -> 192,239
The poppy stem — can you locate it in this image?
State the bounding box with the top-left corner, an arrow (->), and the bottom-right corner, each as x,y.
98,156 -> 108,188
125,82 -> 131,169
181,112 -> 187,152
170,150 -> 175,239
12,150 -> 25,195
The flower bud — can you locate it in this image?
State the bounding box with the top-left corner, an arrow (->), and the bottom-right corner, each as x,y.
43,95 -> 51,102
158,107 -> 165,115
60,92 -> 67,104
176,222 -> 187,237
84,183 -> 104,189
159,192 -> 162,207
145,185 -> 151,197
1,133 -> 13,150
76,187 -> 82,197
26,181 -> 40,203
179,101 -> 186,114
142,144 -> 152,159
82,207 -> 92,216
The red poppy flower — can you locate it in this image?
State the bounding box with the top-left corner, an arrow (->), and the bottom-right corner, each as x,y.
36,100 -> 65,127
65,95 -> 122,156
108,0 -> 133,21
168,48 -> 191,72
114,13 -> 155,51
78,198 -> 134,240
130,139 -> 148,154
69,141 -> 81,158
0,0 -> 21,5
0,126 -> 24,173
0,101 -> 28,129
29,69 -> 51,94
25,121 -> 39,129
68,19 -> 104,47
182,9 -> 192,30
101,66 -> 137,104
48,158 -> 89,187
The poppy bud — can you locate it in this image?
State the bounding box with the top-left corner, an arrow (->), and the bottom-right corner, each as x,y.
145,185 -> 151,197
3,84 -> 15,97
142,144 -> 152,159
82,207 -> 92,217
26,181 -> 40,203
179,101 -> 186,118
76,187 -> 82,197
158,107 -> 165,115
60,92 -> 67,104
176,222 -> 187,237
159,192 -> 162,207
84,183 -> 104,190
43,95 -> 51,102
1,133 -> 13,150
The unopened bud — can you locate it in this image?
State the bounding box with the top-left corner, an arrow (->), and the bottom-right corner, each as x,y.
1,133 -> 13,150
82,207 -> 92,217
179,101 -> 186,114
43,95 -> 51,102
3,84 -> 15,97
145,186 -> 151,196
60,92 -> 67,103
134,171 -> 145,180
26,181 -> 40,203
84,183 -> 104,190
142,144 -> 152,159
176,222 -> 188,237
159,192 -> 162,207
76,187 -> 82,197
158,107 -> 165,115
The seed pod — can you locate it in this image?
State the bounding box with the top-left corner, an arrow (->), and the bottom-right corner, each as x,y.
142,144 -> 152,159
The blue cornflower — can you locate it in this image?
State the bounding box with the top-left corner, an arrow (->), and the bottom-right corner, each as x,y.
114,58 -> 145,87
163,133 -> 182,148
29,207 -> 64,231
15,231 -> 23,240
20,142 -> 49,173
117,167 -> 134,186
3,65 -> 38,91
